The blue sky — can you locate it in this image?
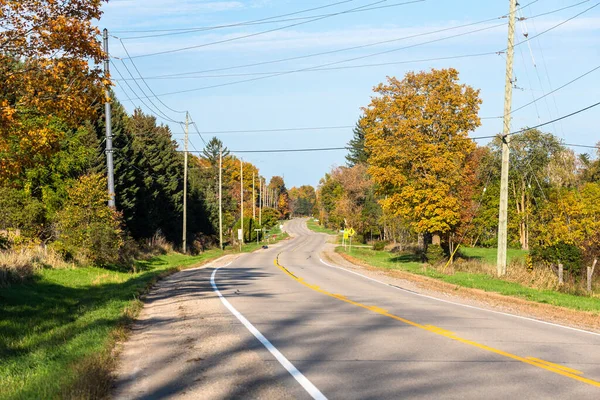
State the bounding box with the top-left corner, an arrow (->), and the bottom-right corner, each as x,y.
100,0 -> 600,188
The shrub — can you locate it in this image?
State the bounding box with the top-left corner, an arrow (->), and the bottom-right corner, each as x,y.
233,217 -> 261,242
54,174 -> 124,266
372,240 -> 388,251
530,241 -> 583,272
425,244 -> 446,265
261,207 -> 281,229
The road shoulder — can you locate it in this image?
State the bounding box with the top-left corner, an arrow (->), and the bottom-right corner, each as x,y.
112,254 -> 295,399
321,244 -> 600,334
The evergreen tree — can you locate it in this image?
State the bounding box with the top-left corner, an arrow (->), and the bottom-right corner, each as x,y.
346,120 -> 369,167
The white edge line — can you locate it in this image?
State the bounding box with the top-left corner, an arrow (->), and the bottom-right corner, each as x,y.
210,264 -> 327,400
319,257 -> 600,337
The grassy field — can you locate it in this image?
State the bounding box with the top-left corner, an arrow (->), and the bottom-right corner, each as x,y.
306,218 -> 339,235
0,250 -> 228,400
459,246 -> 528,264
0,222 -> 296,400
337,247 -> 600,313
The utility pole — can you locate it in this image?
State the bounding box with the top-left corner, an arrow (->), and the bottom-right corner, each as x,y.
103,29 -> 115,208
182,112 -> 189,253
259,177 -> 262,227
252,172 -> 256,220
218,146 -> 223,250
497,0 -> 517,277
240,159 -> 244,248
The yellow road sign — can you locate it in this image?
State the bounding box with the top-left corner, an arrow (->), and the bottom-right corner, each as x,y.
347,228 -> 356,237
343,231 -> 349,240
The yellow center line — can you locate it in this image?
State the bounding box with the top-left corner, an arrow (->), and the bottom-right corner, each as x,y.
273,256 -> 600,389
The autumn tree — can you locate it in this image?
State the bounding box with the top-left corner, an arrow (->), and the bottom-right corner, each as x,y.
1,0 -> 106,183
268,176 -> 290,219
363,68 -> 482,247
289,185 -> 317,216
487,129 -> 563,250
531,183 -> 600,275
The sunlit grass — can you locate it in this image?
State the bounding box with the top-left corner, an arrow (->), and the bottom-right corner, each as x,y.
0,252 -> 221,399
337,247 -> 600,313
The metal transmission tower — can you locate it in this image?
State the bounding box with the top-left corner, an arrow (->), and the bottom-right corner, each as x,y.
497,0 -> 517,276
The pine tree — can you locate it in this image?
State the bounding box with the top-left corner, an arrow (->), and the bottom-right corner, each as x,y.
346,120 -> 369,167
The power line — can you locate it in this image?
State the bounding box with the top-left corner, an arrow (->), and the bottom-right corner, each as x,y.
117,38 -> 187,114
181,135 -> 498,154
172,125 -> 355,135
511,63 -> 600,115
188,118 -> 207,146
117,1 -> 428,39
509,99 -> 600,136
126,1 -> 590,101
114,0 -> 560,79
112,0 -> 357,33
110,60 -> 183,124
124,0 -> 425,59
115,52 -> 499,81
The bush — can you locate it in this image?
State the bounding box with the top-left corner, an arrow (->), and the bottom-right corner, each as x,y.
425,244 -> 446,265
373,240 -> 388,251
261,207 -> 280,229
530,242 -> 583,272
232,217 -> 262,243
54,174 -> 124,266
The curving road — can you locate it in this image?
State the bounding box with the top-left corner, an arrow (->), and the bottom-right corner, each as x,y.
115,218 -> 600,399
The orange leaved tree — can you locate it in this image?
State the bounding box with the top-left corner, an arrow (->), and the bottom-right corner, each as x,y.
0,0 -> 106,183
363,68 -> 482,248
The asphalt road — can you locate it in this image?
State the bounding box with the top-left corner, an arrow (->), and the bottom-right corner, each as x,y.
115,218 -> 600,399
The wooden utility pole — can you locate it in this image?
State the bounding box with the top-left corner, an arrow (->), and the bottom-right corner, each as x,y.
497,0 -> 517,277
218,146 -> 223,250
240,159 -> 244,247
259,177 -> 262,226
182,112 -> 189,253
252,172 -> 256,220
102,29 -> 115,208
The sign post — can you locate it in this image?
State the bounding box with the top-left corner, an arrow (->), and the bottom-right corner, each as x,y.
347,227 -> 356,253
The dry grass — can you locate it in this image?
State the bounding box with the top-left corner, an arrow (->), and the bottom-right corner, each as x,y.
0,247 -> 67,285
441,258 -> 586,293
145,232 -> 174,255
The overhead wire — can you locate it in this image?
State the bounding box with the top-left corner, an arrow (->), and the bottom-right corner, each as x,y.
117,1 -> 429,39
125,1 -> 594,101
112,0 -> 358,33
117,38 -> 187,114
123,0 -> 425,59
114,0 -> 570,80
111,57 -> 185,124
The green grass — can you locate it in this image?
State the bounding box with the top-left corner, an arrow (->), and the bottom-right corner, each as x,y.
459,246 -> 528,264
306,218 -> 339,235
338,247 -> 600,313
0,251 -> 225,400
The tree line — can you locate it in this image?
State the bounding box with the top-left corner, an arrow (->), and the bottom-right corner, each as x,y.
314,68 -> 600,280
0,0 -> 292,270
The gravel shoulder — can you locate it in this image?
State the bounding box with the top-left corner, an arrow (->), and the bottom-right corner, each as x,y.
112,254 -> 293,400
321,243 -> 600,334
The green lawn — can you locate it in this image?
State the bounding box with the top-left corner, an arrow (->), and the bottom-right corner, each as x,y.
337,247 -> 600,313
459,246 -> 528,264
306,218 -> 339,235
0,251 -> 224,400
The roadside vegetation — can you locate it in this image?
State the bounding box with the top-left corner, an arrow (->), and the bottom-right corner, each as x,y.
337,246 -> 600,313
0,2 -> 295,398
314,68 -> 600,303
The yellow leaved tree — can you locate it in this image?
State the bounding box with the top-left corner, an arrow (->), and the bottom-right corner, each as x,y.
0,0 -> 106,183
363,68 -> 482,246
